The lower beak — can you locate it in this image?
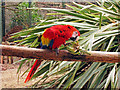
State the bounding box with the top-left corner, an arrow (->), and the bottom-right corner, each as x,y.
76,36 -> 79,41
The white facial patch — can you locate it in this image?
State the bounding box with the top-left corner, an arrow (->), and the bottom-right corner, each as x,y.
72,31 -> 78,38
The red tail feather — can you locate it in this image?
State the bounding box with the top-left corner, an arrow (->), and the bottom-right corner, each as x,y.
24,59 -> 42,83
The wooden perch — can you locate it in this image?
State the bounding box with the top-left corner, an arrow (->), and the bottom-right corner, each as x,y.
0,45 -> 120,63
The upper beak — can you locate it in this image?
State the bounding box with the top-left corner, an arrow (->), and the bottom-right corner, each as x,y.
70,36 -> 79,41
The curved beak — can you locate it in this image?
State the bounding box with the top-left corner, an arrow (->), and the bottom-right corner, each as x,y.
70,36 -> 79,41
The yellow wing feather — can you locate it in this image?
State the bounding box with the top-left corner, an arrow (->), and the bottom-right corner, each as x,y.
41,36 -> 50,46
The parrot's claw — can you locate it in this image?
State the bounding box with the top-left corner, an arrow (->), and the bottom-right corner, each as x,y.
64,43 -> 71,46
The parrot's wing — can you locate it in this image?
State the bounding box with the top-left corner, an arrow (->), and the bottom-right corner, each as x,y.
41,27 -> 72,49
43,28 -> 57,40
40,28 -> 56,49
52,37 -> 66,49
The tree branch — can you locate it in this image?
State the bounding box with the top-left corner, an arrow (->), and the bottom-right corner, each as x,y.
0,45 -> 120,63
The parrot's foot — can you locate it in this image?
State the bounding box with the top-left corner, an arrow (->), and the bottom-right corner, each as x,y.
64,43 -> 71,46
54,48 -> 59,56
75,49 -> 91,55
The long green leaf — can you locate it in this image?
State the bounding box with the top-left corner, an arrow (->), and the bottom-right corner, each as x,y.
104,64 -> 116,88
64,62 -> 81,88
73,62 -> 100,88
73,2 -> 120,17
40,8 -> 98,22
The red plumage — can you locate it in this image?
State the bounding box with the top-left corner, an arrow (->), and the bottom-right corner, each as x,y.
24,59 -> 41,83
24,25 -> 80,83
43,25 -> 80,49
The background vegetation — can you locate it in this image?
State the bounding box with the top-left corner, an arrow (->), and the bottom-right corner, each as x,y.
9,0 -> 120,89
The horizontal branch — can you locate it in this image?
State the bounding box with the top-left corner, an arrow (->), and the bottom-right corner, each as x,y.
0,45 -> 120,63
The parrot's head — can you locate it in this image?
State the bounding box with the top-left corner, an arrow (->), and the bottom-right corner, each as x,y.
66,25 -> 80,41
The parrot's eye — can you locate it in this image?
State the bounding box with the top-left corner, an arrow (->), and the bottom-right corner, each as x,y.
75,31 -> 78,34
73,31 -> 78,36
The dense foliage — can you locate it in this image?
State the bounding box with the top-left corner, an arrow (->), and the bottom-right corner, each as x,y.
10,2 -> 42,29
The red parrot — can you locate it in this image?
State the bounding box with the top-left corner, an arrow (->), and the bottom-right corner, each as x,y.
24,25 -> 80,83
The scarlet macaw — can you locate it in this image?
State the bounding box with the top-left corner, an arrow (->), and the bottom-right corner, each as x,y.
24,25 -> 80,83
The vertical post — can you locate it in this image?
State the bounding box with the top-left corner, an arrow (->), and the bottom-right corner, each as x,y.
0,0 -> 4,64
62,2 -> 66,9
1,56 -> 4,64
28,0 -> 31,27
28,0 -> 32,66
2,0 -> 5,38
0,0 -> 2,44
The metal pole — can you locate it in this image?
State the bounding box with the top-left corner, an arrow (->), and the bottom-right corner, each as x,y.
0,0 -> 4,64
62,0 -> 66,9
0,0 -> 2,44
28,0 -> 32,27
2,0 -> 5,39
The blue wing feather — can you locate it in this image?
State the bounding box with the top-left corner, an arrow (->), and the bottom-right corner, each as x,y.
48,39 -> 54,48
39,39 -> 54,49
